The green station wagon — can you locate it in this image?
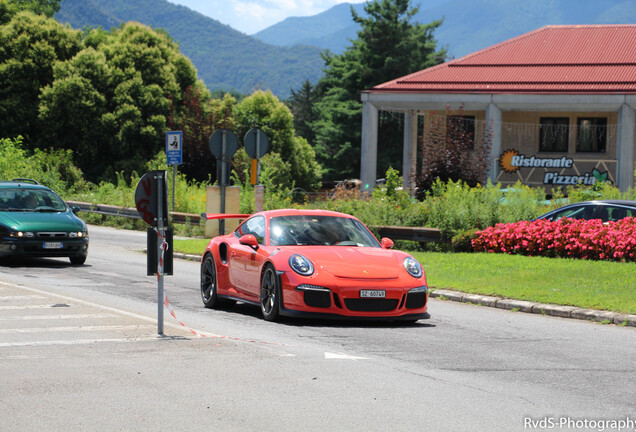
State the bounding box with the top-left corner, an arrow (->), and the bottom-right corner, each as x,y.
0,179 -> 88,264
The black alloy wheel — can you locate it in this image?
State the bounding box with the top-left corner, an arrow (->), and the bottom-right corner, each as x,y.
201,254 -> 220,308
260,265 -> 280,321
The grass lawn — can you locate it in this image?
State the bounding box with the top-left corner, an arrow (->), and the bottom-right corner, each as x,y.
413,252 -> 636,315
173,239 -> 636,315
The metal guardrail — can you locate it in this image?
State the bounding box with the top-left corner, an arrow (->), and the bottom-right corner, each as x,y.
66,201 -> 201,225
67,200 -> 446,243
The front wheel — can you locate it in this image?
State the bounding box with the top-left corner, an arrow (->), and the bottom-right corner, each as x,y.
201,254 -> 221,308
260,265 -> 280,322
69,255 -> 86,265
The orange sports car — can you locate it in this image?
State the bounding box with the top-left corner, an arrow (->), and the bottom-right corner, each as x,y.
200,209 -> 430,322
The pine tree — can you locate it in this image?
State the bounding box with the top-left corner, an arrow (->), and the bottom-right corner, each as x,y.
311,0 -> 445,181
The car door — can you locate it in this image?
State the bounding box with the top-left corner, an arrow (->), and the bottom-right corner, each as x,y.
228,216 -> 266,299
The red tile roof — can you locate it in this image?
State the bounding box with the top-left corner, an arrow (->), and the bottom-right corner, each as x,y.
368,25 -> 636,94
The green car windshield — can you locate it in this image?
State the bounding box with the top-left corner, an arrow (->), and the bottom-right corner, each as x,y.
0,188 -> 67,212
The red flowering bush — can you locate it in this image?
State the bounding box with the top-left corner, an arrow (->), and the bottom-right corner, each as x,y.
472,217 -> 636,262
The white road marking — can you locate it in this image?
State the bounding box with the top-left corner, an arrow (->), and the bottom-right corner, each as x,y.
0,337 -> 171,348
0,325 -> 155,334
0,313 -> 118,321
0,305 -> 66,310
0,295 -> 47,301
324,352 -> 370,360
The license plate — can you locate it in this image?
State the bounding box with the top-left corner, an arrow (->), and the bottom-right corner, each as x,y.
43,242 -> 63,249
360,290 -> 385,298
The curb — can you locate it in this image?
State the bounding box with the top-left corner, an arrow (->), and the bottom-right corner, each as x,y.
430,289 -> 636,328
173,252 -> 202,261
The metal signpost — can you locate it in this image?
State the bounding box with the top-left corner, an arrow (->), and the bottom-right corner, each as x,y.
135,170 -> 172,335
166,131 -> 183,212
209,129 -> 238,235
244,128 -> 269,212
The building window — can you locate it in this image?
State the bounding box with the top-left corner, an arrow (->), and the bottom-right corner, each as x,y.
447,115 -> 475,149
576,117 -> 607,153
540,117 -> 569,152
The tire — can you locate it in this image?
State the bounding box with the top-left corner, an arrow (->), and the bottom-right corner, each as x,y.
69,255 -> 86,265
201,254 -> 221,308
260,264 -> 280,322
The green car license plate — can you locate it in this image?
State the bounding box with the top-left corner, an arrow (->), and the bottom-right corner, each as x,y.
43,242 -> 63,249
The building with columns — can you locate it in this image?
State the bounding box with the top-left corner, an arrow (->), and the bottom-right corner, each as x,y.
360,25 -> 636,193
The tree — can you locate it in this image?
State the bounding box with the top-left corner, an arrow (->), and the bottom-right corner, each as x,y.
38,22 -> 199,182
311,0 -> 445,181
0,11 -> 81,143
234,90 -> 321,192
0,0 -> 61,23
287,79 -> 319,144
168,87 -> 236,182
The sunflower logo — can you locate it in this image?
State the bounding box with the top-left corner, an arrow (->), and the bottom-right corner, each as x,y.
499,149 -> 519,174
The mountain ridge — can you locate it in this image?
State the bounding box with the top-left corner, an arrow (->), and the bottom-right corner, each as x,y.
56,0 -> 325,98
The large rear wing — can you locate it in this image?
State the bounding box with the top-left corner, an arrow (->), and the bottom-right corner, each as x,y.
200,213 -> 251,221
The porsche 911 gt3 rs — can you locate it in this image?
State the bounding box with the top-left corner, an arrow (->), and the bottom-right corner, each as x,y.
200,209 -> 430,322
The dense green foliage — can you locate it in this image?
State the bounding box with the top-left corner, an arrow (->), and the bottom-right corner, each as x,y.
0,0 -> 61,22
0,137 -> 85,193
38,22 -> 198,181
0,10 -> 81,141
309,0 -> 446,180
55,0 -> 324,98
1,9 -> 321,190
2,138 -> 634,250
233,91 -> 322,193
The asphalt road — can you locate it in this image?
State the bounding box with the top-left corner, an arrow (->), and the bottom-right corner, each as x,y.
0,225 -> 634,432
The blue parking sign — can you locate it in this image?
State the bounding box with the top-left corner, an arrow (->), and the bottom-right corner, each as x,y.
166,131 -> 183,165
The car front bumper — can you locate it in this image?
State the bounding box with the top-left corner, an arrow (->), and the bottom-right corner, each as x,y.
278,271 -> 430,320
0,237 -> 89,258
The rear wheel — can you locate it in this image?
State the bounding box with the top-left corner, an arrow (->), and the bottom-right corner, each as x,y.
260,265 -> 280,322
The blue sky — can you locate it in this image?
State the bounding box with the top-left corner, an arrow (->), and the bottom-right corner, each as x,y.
167,0 -> 366,35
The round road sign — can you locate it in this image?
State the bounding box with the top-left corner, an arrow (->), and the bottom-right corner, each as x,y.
209,129 -> 238,160
244,128 -> 269,159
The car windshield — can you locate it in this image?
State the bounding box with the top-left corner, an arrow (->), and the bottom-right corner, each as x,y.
0,188 -> 67,212
269,215 -> 380,247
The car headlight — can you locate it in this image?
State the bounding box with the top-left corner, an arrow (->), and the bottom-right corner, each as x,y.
69,231 -> 87,238
9,231 -> 34,238
403,257 -> 423,278
289,254 -> 314,276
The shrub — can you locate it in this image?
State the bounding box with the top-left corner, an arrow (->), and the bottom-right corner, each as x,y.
451,229 -> 479,252
472,218 -> 636,262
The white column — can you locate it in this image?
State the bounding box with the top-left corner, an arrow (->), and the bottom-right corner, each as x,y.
485,103 -> 502,184
360,99 -> 379,194
402,110 -> 418,193
616,103 -> 635,192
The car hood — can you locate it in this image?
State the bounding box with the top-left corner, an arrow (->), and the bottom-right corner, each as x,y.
0,210 -> 85,232
299,247 -> 402,279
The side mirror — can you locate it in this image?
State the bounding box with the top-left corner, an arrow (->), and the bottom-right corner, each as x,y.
239,234 -> 259,249
71,206 -> 81,214
381,237 -> 394,249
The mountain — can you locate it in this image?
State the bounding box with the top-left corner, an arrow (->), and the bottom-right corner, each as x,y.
253,0 -> 636,59
56,0 -> 325,98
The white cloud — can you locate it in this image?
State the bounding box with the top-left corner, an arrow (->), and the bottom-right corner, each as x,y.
168,0 -> 366,34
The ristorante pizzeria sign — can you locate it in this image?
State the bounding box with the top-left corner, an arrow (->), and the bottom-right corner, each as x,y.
499,149 -> 608,185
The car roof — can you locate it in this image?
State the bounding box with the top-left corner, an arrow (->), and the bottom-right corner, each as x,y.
563,200 -> 636,207
254,208 -> 357,219
0,179 -> 51,191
